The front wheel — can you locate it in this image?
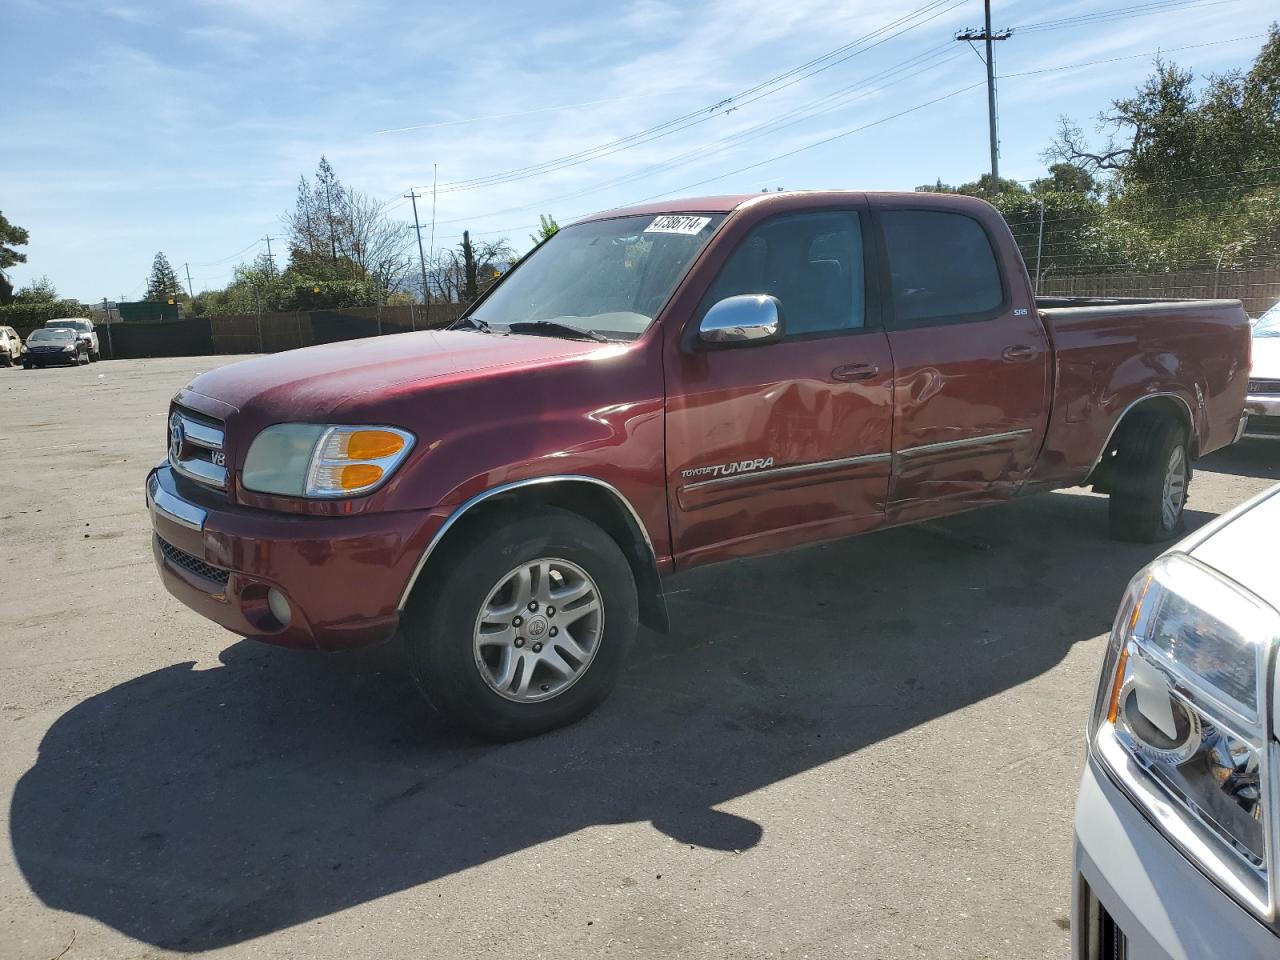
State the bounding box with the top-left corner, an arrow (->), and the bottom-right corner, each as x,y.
405,507 -> 638,740
1108,412 -> 1190,543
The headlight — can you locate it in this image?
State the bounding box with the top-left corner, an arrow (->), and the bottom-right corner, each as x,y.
63,344 -> 75,352
1090,553 -> 1279,920
241,424 -> 414,498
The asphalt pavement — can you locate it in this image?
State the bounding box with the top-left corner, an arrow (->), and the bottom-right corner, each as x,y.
3,356 -> 1278,960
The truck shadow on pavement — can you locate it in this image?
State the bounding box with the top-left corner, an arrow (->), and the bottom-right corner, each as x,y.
10,491 -> 1214,951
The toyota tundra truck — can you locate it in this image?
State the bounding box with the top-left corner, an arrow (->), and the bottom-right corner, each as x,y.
147,191 -> 1250,739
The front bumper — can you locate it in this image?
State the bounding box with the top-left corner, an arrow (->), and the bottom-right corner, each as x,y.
146,464 -> 447,650
1073,757 -> 1276,959
24,351 -> 78,365
1242,394 -> 1280,440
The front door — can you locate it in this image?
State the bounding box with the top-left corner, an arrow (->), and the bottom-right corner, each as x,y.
871,199 -> 1051,519
665,203 -> 895,568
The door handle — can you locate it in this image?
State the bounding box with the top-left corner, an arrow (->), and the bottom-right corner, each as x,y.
1002,344 -> 1035,362
832,362 -> 880,382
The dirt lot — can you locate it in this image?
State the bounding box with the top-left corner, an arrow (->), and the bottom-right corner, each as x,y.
2,355 -> 1277,960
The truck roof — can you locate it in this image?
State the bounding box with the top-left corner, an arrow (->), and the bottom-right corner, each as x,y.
578,190 -> 993,223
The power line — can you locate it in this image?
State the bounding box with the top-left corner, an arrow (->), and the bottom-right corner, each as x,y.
417,0 -> 970,196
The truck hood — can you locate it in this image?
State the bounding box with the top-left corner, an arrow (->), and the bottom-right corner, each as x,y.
1251,335 -> 1280,380
1188,484 -> 1280,605
182,330 -> 609,418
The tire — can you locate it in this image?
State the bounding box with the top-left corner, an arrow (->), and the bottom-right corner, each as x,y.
89,350 -> 99,362
22,360 -> 31,370
1108,412 -> 1191,543
405,507 -> 639,740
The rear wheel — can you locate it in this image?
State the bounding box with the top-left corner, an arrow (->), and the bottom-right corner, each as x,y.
1108,412 -> 1190,543
405,507 -> 638,740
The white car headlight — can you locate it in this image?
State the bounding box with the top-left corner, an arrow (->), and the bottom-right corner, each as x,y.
1090,553 -> 1280,920
241,424 -> 415,498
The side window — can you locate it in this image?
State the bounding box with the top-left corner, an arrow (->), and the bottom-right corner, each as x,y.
702,211 -> 865,336
880,210 -> 1003,325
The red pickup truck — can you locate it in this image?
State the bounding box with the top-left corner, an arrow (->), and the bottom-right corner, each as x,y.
147,191 -> 1250,739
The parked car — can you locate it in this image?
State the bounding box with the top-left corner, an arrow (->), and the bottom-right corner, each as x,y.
1074,483 -> 1280,958
44,317 -> 99,361
22,327 -> 89,367
1244,301 -> 1280,439
0,326 -> 21,366
146,191 -> 1250,738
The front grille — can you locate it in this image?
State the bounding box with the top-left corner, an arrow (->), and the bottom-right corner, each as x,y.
1248,378 -> 1280,395
158,536 -> 230,585
168,406 -> 228,493
1097,904 -> 1127,960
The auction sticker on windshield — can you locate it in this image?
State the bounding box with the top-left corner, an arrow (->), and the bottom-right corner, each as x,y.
644,215 -> 712,235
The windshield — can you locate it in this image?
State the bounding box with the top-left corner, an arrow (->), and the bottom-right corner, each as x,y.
467,213 -> 725,340
28,329 -> 74,342
46,320 -> 89,331
1255,302 -> 1280,337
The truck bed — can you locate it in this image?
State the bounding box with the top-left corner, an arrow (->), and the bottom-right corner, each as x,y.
1027,297 -> 1251,489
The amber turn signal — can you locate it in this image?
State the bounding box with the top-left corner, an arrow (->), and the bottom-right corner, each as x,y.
346,429 -> 406,461
339,463 -> 384,490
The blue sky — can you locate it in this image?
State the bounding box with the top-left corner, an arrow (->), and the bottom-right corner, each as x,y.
2,0 -> 1275,302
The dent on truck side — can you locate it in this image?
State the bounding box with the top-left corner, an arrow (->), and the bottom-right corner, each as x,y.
1029,300 -> 1249,489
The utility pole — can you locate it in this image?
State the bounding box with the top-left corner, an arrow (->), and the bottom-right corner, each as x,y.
425,163 -> 438,328
955,1 -> 1012,194
262,235 -> 277,272
184,263 -> 195,300
101,297 -> 115,359
404,190 -> 430,329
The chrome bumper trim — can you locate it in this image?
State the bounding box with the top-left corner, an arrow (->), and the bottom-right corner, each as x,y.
1245,394 -> 1280,417
171,455 -> 227,489
147,467 -> 207,531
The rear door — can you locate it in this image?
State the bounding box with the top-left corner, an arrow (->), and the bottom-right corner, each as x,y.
664,201 -> 895,567
871,199 -> 1050,518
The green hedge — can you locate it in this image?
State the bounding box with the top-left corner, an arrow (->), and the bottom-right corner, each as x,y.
0,301 -> 92,328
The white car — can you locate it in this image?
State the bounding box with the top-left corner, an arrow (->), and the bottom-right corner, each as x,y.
1244,302 -> 1280,439
0,325 -> 21,366
1074,484 -> 1280,957
43,317 -> 99,362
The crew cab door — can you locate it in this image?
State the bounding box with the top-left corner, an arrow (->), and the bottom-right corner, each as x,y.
664,201 -> 895,567
871,198 -> 1050,519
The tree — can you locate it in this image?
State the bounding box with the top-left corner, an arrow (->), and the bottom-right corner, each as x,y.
15,275 -> 59,302
282,158 -> 412,305
428,233 -> 514,304
0,211 -> 29,305
461,231 -> 478,302
530,214 -> 559,245
0,211 -> 29,275
915,173 -> 1027,197
145,252 -> 183,302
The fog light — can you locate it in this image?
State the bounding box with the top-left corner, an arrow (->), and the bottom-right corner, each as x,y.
267,588 -> 292,626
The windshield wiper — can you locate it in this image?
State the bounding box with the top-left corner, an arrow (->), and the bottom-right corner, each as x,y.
506,320 -> 607,342
452,315 -> 492,333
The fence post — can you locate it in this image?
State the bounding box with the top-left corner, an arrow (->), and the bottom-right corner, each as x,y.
255,289 -> 264,352
1034,200 -> 1045,295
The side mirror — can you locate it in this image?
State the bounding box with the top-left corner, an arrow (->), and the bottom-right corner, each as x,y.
698,294 -> 783,346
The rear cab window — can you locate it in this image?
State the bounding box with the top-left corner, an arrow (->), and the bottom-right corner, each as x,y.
879,209 -> 1005,326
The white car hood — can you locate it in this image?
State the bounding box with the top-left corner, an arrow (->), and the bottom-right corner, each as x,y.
1188,484 -> 1280,603
1250,336 -> 1280,381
